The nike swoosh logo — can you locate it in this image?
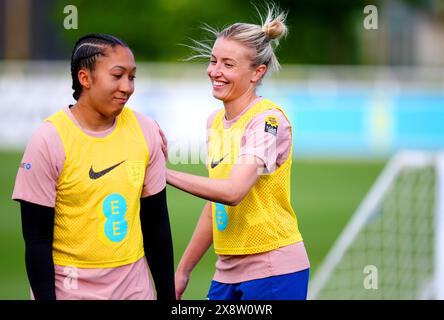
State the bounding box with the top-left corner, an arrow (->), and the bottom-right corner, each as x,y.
89,160 -> 126,180
210,155 -> 227,169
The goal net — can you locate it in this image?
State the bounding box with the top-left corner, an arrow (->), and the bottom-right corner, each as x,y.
308,151 -> 444,300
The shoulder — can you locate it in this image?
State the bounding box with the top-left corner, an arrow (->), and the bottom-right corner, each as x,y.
12,121 -> 64,207
207,108 -> 224,130
246,108 -> 291,132
132,110 -> 162,144
28,121 -> 62,150
132,110 -> 160,131
131,110 -> 163,160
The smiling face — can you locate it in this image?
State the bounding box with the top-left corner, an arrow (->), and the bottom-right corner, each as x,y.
207,37 -> 265,104
78,45 -> 136,118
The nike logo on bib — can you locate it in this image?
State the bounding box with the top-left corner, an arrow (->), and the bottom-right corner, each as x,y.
89,160 -> 126,180
210,155 -> 227,169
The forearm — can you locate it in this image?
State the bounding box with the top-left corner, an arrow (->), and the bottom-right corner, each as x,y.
24,242 -> 56,300
140,188 -> 175,300
20,201 -> 56,300
167,155 -> 263,206
177,202 -> 213,275
167,169 -> 237,205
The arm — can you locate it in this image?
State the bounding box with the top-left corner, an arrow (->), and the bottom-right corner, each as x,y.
167,155 -> 264,206
20,201 -> 56,300
175,202 -> 213,300
140,188 -> 175,300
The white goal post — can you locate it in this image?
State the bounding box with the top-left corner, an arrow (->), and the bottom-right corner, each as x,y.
308,150 -> 444,300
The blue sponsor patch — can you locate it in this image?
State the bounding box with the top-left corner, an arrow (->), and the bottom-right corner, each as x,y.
102,193 -> 128,242
215,202 -> 228,231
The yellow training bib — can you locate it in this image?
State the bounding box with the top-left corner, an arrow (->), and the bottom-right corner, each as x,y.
47,107 -> 148,268
208,99 -> 302,255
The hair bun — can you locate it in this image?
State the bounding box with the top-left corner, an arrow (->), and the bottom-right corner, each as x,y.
262,19 -> 286,40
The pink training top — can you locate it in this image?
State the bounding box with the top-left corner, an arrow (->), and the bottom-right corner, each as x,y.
207,97 -> 310,284
12,106 -> 165,300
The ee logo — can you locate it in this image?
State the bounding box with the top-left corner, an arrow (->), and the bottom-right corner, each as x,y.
215,202 -> 228,231
102,194 -> 128,242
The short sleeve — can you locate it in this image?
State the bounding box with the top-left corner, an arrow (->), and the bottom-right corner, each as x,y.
239,109 -> 292,173
12,122 -> 65,207
134,112 -> 166,197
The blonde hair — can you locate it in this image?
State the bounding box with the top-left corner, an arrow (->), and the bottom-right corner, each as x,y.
187,4 -> 288,74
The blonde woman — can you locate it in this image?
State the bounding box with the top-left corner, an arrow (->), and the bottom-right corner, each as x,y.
168,6 -> 310,300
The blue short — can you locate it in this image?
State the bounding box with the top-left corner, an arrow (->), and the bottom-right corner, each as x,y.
207,268 -> 310,300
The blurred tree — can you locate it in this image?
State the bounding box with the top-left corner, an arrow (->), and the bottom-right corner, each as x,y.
52,0 -> 412,65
